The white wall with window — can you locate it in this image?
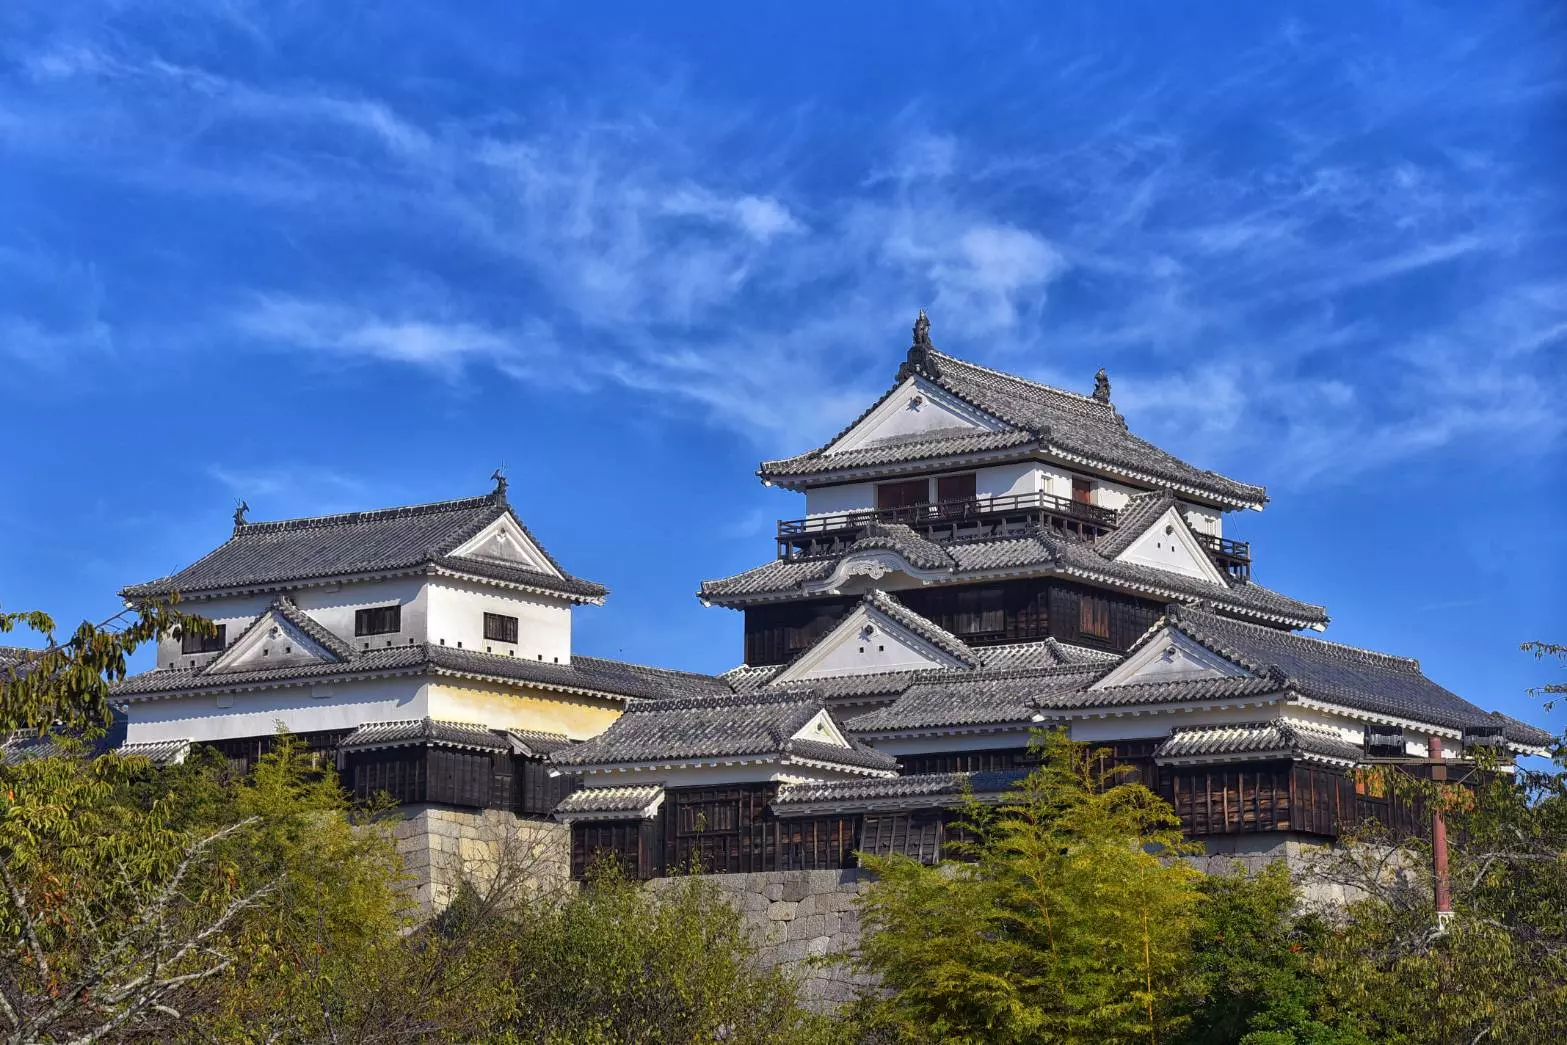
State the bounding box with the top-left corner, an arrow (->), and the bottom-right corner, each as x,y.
425,575 -> 573,664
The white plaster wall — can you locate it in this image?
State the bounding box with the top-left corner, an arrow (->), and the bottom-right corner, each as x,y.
122,677 -> 429,744
1090,477 -> 1141,512
1035,463 -> 1074,500
1182,503 -> 1223,538
297,577 -> 429,652
425,577 -> 573,664
161,578 -> 430,670
1116,511 -> 1223,581
976,462 -> 1041,500
806,482 -> 874,519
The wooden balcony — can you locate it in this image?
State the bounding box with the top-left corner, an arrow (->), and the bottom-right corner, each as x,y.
777,491 -> 1118,561
1196,533 -> 1252,582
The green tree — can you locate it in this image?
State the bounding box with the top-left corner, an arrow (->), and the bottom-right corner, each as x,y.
1,601 -> 212,734
494,861 -> 834,1045
852,729 -> 1204,1045
1174,864 -> 1365,1045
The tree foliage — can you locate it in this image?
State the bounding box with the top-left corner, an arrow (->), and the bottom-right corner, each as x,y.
852,729 -> 1204,1044
0,601 -> 212,734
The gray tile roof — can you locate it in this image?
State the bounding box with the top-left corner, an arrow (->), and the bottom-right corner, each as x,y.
1154,721 -> 1364,765
553,784 -> 664,818
114,738 -> 193,766
700,526 -> 1326,627
502,729 -> 575,757
114,643 -> 728,704
338,717 -> 510,753
849,523 -> 953,571
1060,674 -> 1282,709
846,664 -> 1104,734
774,768 -> 1031,809
760,339 -> 1265,507
863,590 -> 981,667
549,692 -> 898,774
1162,606 -> 1554,745
122,491 -> 606,603
1091,489 -> 1180,560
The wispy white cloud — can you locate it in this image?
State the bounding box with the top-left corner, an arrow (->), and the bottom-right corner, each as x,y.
1,3 -> 1561,486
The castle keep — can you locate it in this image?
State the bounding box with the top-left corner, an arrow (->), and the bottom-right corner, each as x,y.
111,314 -> 1552,883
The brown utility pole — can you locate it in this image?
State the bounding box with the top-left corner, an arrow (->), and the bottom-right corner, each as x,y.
1430,734 -> 1453,924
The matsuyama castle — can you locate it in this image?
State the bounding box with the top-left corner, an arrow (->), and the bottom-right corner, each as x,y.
109,313 -> 1552,878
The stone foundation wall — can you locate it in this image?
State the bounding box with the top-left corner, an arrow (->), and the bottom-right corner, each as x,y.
390,804 -> 571,912
647,869 -> 877,1009
1187,832 -> 1359,908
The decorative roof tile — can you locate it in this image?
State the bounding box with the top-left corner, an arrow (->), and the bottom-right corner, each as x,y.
759,332 -> 1265,507
1154,721 -> 1363,765
122,491 -> 606,603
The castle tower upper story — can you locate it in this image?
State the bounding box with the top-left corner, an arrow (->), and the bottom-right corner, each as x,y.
700,313 -> 1324,667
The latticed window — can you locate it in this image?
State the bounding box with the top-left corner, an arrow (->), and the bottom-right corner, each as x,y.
354,605 -> 401,636
483,612 -> 519,643
1079,595 -> 1111,639
181,623 -> 226,654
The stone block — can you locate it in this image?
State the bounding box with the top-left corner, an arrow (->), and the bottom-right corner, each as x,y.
793,894 -> 817,918
767,900 -> 798,921
765,882 -> 785,902
792,914 -> 827,939
805,935 -> 833,958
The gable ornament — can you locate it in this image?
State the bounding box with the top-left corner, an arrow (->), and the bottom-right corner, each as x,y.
232,500 -> 249,528
897,309 -> 942,382
1093,368 -> 1112,403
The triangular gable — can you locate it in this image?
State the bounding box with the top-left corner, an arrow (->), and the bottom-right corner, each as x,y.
825,376 -> 1011,455
774,599 -> 971,683
1111,505 -> 1229,585
448,512 -> 562,576
790,708 -> 854,749
204,604 -> 351,676
1089,625 -> 1253,690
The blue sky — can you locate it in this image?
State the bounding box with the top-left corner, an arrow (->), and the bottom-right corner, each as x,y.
1,2 -> 1563,734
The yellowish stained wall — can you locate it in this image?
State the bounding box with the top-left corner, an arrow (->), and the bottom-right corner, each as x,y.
427,681 -> 622,740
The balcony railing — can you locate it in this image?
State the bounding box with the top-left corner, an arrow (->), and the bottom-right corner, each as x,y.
1196,533 -> 1252,582
777,491 -> 1118,561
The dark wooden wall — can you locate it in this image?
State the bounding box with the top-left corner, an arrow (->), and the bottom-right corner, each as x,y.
741,580 -> 1169,666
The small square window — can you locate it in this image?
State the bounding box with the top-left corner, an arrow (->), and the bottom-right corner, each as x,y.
483,612 -> 519,643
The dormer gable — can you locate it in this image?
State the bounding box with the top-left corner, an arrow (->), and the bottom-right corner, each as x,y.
790,708 -> 854,749
203,597 -> 357,676
774,592 -> 978,683
824,375 -> 1011,456
447,513 -> 562,577
1108,504 -> 1229,585
1089,624 -> 1252,690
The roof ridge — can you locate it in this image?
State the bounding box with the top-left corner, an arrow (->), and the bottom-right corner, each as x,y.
234,492 -> 503,535
930,349 -> 1113,413
625,690 -> 818,713
1174,605 -> 1419,672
